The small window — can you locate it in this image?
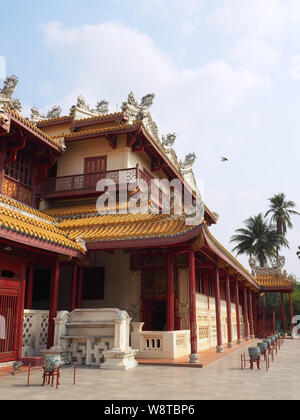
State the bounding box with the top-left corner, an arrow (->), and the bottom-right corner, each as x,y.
1,271 -> 15,279
82,267 -> 105,300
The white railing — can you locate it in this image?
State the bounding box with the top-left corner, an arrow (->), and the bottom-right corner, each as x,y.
22,310 -> 49,357
131,323 -> 191,359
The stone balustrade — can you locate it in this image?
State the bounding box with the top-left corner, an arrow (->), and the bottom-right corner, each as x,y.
22,310 -> 49,357
131,323 -> 191,359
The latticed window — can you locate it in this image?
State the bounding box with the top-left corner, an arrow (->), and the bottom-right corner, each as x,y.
5,150 -> 33,187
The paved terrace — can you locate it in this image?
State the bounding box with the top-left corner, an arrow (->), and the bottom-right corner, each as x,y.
0,339 -> 299,400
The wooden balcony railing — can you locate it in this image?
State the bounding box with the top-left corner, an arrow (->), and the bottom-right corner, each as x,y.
41,167 -> 139,196
2,176 -> 33,206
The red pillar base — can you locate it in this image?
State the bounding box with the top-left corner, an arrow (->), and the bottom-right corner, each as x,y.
216,345 -> 224,353
227,342 -> 234,348
237,339 -> 243,345
189,353 -> 200,364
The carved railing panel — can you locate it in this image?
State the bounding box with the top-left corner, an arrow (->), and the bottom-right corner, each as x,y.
2,176 -> 33,206
42,168 -> 138,195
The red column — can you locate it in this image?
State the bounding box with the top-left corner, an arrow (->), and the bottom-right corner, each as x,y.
25,265 -> 34,310
281,292 -> 287,336
248,290 -> 255,338
214,267 -> 223,352
77,267 -> 83,309
189,250 -> 199,363
225,274 -> 233,348
243,287 -> 250,341
70,264 -> 78,312
235,280 -> 242,344
166,253 -> 175,331
253,292 -> 258,337
289,292 -> 294,335
17,264 -> 27,360
47,260 -> 60,349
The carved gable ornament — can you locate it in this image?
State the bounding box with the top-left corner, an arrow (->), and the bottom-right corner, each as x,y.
249,256 -> 286,277
0,75 -> 22,113
70,95 -> 110,120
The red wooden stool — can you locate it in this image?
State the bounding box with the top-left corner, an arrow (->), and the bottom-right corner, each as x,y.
42,367 -> 60,389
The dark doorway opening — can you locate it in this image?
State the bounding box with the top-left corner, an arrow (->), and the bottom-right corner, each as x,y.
143,299 -> 166,331
32,268 -> 51,310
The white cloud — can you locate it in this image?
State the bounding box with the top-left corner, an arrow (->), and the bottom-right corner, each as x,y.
211,0 -> 300,38
41,21 -> 269,127
211,0 -> 287,37
229,37 -> 280,70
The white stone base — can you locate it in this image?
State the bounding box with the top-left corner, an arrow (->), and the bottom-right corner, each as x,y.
101,348 -> 138,371
0,361 -> 15,369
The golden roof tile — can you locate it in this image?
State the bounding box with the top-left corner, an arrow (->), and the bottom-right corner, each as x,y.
0,203 -> 84,252
55,212 -> 194,243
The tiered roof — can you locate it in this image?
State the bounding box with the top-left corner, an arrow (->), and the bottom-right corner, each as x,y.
0,195 -> 84,256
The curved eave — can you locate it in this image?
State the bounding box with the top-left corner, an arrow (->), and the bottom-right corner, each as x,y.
202,224 -> 260,290
63,123 -> 141,142
8,112 -> 62,152
0,227 -> 81,258
86,224 -> 202,251
260,285 -> 295,293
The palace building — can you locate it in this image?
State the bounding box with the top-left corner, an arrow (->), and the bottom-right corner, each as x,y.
0,76 -> 295,366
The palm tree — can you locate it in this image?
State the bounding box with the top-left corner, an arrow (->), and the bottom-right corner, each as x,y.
231,213 -> 289,267
265,194 -> 299,253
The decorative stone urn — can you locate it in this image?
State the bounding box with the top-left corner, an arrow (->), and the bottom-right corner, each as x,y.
248,347 -> 261,361
43,353 -> 61,372
263,339 -> 271,347
257,342 -> 267,354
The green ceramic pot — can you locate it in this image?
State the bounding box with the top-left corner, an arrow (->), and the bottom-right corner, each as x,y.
44,354 -> 61,372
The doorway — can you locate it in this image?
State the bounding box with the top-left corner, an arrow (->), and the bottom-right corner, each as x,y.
143,299 -> 166,331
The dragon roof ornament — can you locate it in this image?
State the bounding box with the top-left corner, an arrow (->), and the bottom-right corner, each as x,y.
179,153 -> 197,174
70,95 -> 110,120
121,92 -> 159,142
249,255 -> 286,277
162,133 -> 176,151
0,75 -> 22,113
47,106 -> 62,120
30,106 -> 46,124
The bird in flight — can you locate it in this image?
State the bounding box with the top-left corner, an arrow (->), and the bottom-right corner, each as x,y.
221,157 -> 229,162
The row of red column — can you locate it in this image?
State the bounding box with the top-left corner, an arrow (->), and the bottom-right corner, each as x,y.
166,250 -> 260,363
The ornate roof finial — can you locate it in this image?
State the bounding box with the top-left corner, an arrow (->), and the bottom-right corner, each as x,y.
139,93 -> 155,110
47,106 -> 62,119
162,133 -> 177,151
179,153 -> 197,173
30,106 -> 46,124
96,100 -> 109,115
249,255 -> 286,277
0,75 -> 19,98
0,75 -> 22,113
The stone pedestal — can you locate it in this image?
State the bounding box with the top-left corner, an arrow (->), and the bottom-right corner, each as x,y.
101,348 -> 139,370
189,353 -> 200,364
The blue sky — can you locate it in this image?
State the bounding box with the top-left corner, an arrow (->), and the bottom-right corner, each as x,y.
1,0 -> 300,277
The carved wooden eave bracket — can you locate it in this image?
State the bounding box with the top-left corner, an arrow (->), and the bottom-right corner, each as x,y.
190,232 -> 205,251
106,134 -> 118,150
3,129 -> 26,168
36,150 -> 57,179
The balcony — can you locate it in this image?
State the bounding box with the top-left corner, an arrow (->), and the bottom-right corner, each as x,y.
41,167 -> 139,199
